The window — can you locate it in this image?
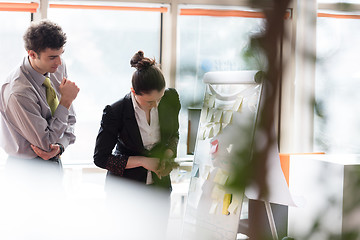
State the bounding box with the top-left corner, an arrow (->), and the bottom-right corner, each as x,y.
314,11 -> 360,153
0,6 -> 32,84
176,6 -> 265,157
48,1 -> 163,164
0,3 -> 33,162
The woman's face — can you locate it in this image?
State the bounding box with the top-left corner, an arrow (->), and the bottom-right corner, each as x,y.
134,88 -> 165,111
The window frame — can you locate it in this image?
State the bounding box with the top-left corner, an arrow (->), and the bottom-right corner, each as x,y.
0,2 -> 39,13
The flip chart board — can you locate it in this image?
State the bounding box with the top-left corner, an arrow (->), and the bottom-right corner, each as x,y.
181,71 -> 263,240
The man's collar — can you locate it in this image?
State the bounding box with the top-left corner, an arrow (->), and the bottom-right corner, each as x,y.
24,56 -> 47,86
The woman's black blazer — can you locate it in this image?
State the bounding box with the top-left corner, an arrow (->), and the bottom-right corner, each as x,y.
93,88 -> 181,189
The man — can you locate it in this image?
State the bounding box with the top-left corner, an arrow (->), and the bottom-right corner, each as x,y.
0,20 -> 79,165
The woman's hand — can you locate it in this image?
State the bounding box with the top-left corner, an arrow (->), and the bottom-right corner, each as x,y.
157,158 -> 179,177
127,155 -> 178,178
156,149 -> 178,177
164,149 -> 174,159
141,157 -> 160,173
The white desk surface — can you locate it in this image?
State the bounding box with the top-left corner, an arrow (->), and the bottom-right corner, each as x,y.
290,154 -> 360,165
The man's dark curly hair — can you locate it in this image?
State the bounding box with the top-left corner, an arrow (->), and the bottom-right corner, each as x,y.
23,20 -> 67,55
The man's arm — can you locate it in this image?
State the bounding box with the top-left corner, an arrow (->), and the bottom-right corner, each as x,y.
31,78 -> 79,159
5,78 -> 79,159
6,93 -> 70,153
56,106 -> 76,149
28,103 -> 76,160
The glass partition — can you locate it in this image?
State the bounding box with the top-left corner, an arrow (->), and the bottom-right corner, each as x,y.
176,7 -> 265,157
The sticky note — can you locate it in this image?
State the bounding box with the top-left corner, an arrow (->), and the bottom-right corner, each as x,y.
213,123 -> 221,136
213,110 -> 222,122
209,200 -> 219,214
211,185 -> 225,201
232,96 -> 243,112
200,107 -> 208,123
210,139 -> 219,154
203,93 -> 211,107
208,95 -> 216,108
189,179 -> 197,192
228,198 -> 240,214
198,127 -> 206,140
247,94 -> 258,112
222,194 -> 232,215
206,108 -> 215,122
213,169 -> 229,185
204,165 -> 211,180
192,164 -> 200,178
222,111 -> 233,124
205,125 -> 214,139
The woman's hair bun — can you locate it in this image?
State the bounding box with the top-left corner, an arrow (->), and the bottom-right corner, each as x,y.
130,50 -> 155,70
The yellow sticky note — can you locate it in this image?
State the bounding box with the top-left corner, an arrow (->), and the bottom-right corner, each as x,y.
222,194 -> 232,215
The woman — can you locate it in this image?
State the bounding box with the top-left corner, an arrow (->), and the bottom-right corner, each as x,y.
94,51 -> 180,191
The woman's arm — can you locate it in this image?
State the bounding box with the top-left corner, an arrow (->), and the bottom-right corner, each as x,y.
94,104 -> 161,176
127,156 -> 160,173
156,88 -> 181,177
94,105 -> 129,175
164,88 -> 181,157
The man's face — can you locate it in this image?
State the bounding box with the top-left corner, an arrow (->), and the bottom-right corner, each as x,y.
28,47 -> 64,75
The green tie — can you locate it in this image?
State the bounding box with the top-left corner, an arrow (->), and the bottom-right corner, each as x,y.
43,77 -> 59,116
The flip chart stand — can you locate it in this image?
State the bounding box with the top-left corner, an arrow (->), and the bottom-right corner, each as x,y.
264,201 -> 279,240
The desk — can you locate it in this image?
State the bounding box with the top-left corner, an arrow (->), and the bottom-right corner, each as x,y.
288,154 -> 360,239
